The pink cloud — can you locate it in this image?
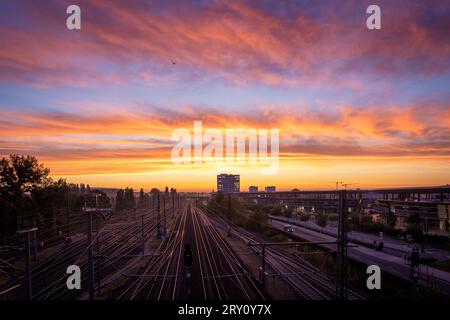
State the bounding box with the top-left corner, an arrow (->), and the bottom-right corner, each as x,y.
0,0 -> 448,88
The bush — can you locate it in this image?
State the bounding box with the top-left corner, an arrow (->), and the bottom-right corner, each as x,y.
406,223 -> 424,242
269,233 -> 288,242
327,213 -> 338,221
316,213 -> 328,229
269,206 -> 282,216
368,222 -> 385,233
282,206 -> 294,218
298,212 -> 310,221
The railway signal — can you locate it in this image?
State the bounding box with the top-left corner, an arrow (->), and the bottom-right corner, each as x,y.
336,190 -> 348,299
184,242 -> 193,292
157,193 -> 162,239
184,244 -> 193,267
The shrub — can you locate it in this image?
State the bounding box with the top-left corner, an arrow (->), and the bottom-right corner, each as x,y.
406,223 -> 424,242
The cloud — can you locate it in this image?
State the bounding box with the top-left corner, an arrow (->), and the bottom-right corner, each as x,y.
0,100 -> 449,177
0,0 -> 449,88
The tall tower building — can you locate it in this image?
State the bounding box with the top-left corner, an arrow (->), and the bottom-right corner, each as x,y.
217,174 -> 240,193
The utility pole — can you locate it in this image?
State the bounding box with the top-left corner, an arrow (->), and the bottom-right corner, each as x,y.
163,195 -> 166,237
261,245 -> 266,290
66,189 -> 70,239
141,214 -> 145,255
85,200 -> 95,300
95,212 -> 100,293
172,192 -> 175,217
32,231 -> 37,261
408,244 -> 420,297
17,226 -> 37,300
52,207 -> 57,236
157,194 -> 161,239
336,190 -> 348,299
248,241 -> 339,295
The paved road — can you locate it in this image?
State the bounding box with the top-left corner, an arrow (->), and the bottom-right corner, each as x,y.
270,218 -> 450,295
271,215 -> 450,261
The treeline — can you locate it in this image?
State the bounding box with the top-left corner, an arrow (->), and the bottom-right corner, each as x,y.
114,186 -> 178,212
207,192 -> 269,234
115,187 -> 136,211
0,154 -> 181,243
0,154 -> 110,237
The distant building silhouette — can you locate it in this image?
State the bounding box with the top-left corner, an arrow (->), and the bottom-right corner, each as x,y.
265,186 -> 276,192
249,186 -> 258,192
217,174 -> 240,193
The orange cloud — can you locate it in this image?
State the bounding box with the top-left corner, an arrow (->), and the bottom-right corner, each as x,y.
1,102 -> 449,176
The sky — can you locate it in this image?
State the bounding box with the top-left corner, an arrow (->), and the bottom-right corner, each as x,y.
0,0 -> 449,191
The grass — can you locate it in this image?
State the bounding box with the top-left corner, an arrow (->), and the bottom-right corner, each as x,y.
430,259 -> 450,273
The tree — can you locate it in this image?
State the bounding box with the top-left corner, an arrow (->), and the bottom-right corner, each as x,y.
88,189 -> 110,208
282,206 -> 293,218
269,206 -> 283,216
386,212 -> 396,230
164,186 -> 169,206
0,154 -> 50,198
124,187 -> 135,209
248,209 -> 268,233
32,178 -> 69,219
150,188 -> 160,194
115,189 -> 124,211
138,188 -> 145,208
407,223 -> 424,242
215,191 -> 224,204
298,212 -> 310,222
316,213 -> 328,232
0,155 -> 50,235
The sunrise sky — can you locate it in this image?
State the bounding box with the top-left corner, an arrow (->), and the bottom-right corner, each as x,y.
0,0 -> 449,191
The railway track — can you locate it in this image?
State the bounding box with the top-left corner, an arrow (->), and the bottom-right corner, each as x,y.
191,207 -> 265,300
1,200 -> 364,300
0,208 -> 158,300
117,205 -> 187,300
43,210 -> 160,300
116,204 -> 264,300
203,206 -> 365,300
